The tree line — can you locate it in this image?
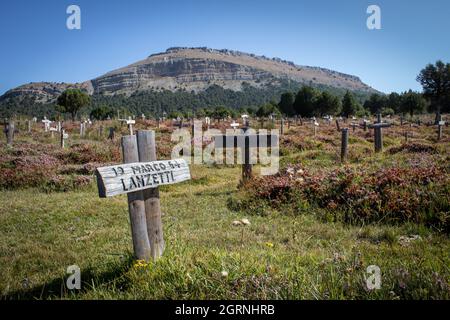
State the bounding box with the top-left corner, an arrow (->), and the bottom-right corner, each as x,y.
1,61 -> 448,120
269,60 -> 449,118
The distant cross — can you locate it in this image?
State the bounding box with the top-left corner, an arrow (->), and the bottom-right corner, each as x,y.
213,125 -> 278,183
368,121 -> 391,152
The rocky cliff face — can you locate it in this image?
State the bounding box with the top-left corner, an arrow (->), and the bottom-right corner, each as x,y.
1,81 -> 93,103
1,47 -> 377,103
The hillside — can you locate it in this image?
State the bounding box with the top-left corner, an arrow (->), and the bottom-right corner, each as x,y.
0,47 -> 379,117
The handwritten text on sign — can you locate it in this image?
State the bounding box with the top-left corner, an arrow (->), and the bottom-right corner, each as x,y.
95,159 -> 190,197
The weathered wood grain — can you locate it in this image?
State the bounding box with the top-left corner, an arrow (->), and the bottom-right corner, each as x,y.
96,158 -> 191,198
121,135 -> 151,260
137,130 -> 165,260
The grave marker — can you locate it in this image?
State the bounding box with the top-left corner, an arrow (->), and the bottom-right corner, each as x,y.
80,122 -> 85,137
60,129 -> 69,148
4,120 -> 14,145
437,120 -> 445,141
369,122 -> 391,152
335,119 -> 341,131
95,131 -> 191,260
42,118 -> 51,132
108,127 -> 115,140
312,118 -> 319,137
213,126 -> 278,183
341,128 -> 348,163
49,127 -> 58,138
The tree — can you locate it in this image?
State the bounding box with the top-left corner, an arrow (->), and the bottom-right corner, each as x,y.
256,102 -> 280,118
212,106 -> 231,120
417,60 -> 450,115
400,90 -> 427,117
341,90 -> 360,117
56,89 -> 90,121
278,92 -> 295,116
168,110 -> 183,119
314,91 -> 341,116
387,92 -> 402,114
363,93 -> 387,115
293,86 -> 318,117
90,105 -> 114,120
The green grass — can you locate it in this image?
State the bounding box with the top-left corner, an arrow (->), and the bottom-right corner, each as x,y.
0,164 -> 448,299
0,120 -> 449,299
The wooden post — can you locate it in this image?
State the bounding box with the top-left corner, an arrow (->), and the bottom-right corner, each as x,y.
108,127 -> 115,140
437,115 -> 443,141
404,131 -> 409,143
341,128 -> 348,163
60,129 -> 65,148
121,135 -> 151,260
335,119 -> 340,131
80,123 -> 84,138
128,123 -> 134,135
6,120 -> 14,145
374,127 -> 383,152
27,120 -> 31,133
437,122 -> 443,141
280,118 -> 284,135
136,131 -> 165,260
241,124 -> 252,183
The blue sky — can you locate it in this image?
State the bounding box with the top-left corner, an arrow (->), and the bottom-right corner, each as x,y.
0,0 -> 449,95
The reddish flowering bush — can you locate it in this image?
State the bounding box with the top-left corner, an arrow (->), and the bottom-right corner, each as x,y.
235,163 -> 449,232
0,142 -> 101,191
57,143 -> 120,164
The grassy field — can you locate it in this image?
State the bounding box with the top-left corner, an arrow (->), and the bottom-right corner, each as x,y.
0,118 -> 449,299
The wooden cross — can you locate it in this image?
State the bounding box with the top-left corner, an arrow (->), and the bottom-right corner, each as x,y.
213,128 -> 278,183
60,130 -> 69,148
49,127 -> 58,138
312,118 -> 319,136
126,119 -> 135,135
368,122 -> 391,152
230,121 -> 240,132
42,118 -> 51,132
95,130 -> 191,261
361,119 -> 370,131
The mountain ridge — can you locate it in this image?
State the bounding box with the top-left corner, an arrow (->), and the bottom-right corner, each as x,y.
1,47 -> 378,104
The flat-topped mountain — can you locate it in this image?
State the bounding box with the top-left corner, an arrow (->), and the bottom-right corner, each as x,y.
1,47 -> 377,104
90,47 -> 374,95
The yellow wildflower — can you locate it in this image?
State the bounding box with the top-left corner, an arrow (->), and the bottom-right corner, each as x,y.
133,260 -> 148,268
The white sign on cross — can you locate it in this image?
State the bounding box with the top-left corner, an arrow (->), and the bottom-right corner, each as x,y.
96,159 -> 191,198
42,118 -> 52,132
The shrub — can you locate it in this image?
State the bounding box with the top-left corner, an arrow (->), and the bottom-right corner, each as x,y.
230,163 -> 449,232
